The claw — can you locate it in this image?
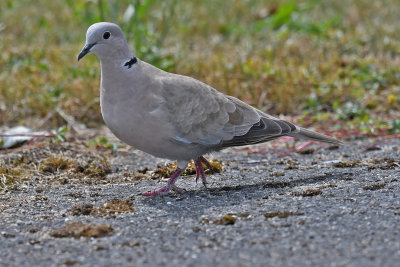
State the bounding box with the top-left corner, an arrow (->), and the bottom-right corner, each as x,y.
143,168 -> 183,196
144,157 -> 214,196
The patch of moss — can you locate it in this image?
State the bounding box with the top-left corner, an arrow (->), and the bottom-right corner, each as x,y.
328,145 -> 339,150
2,142 -> 118,188
333,158 -> 399,170
207,159 -> 223,173
11,155 -> 31,166
333,160 -> 360,168
269,172 -> 285,177
235,212 -> 251,218
264,211 -> 304,219
213,215 -> 236,225
50,222 -> 113,238
96,199 -> 134,215
363,183 -> 385,191
70,199 -> 134,216
263,182 -> 290,188
83,158 -> 112,178
69,203 -> 94,216
183,159 -> 223,176
152,158 -> 223,179
40,157 -> 71,173
152,163 -> 177,179
0,166 -> 25,189
367,158 -> 400,170
340,176 -> 353,181
292,189 -> 323,197
297,148 -> 315,155
284,165 -> 299,170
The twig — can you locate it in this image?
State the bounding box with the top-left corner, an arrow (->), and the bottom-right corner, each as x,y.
295,141 -> 314,151
0,133 -> 54,137
55,107 -> 86,135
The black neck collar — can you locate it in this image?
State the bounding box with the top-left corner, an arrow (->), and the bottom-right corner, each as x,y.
124,57 -> 137,69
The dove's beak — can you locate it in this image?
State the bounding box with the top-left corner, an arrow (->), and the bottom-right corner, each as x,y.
78,43 -> 96,61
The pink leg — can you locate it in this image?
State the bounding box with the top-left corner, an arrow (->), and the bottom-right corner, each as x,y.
194,156 -> 213,187
199,156 -> 213,170
143,168 -> 184,196
194,160 -> 201,183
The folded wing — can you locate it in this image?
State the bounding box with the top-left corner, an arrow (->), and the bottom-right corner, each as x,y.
160,74 -> 304,147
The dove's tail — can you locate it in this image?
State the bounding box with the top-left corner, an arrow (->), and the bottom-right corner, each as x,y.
290,127 -> 343,145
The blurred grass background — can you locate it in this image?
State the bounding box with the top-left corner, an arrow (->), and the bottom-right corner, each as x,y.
1,0 -> 399,134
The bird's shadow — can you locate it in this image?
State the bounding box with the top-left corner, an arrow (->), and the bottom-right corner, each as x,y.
139,171 -> 353,217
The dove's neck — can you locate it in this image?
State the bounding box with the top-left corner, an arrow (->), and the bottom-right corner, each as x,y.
99,51 -> 140,101
99,46 -> 135,82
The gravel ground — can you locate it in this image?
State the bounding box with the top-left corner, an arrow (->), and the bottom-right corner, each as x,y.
0,135 -> 399,267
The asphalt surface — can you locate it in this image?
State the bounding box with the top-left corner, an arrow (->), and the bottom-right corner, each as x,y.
0,136 -> 399,266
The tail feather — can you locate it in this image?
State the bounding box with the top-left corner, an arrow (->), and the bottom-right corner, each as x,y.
290,127 -> 343,145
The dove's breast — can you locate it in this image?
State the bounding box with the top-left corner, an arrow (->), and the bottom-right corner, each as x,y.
99,66 -> 210,160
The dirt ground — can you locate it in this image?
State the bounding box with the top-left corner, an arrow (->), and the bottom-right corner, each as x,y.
0,130 -> 399,266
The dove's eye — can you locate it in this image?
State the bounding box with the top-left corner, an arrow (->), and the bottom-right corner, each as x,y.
103,31 -> 111,39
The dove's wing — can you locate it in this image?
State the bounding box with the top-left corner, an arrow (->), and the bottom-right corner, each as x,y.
159,74 -> 300,147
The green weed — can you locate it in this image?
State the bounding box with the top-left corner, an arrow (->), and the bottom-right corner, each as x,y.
388,119 -> 400,134
51,127 -> 69,143
88,136 -> 124,150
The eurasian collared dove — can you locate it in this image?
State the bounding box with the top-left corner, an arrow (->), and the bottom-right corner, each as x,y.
78,22 -> 342,196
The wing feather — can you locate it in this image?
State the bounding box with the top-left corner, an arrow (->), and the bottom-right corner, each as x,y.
160,74 -> 300,147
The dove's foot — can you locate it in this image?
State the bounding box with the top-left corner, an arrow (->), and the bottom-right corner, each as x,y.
194,156 -> 213,187
143,168 -> 184,196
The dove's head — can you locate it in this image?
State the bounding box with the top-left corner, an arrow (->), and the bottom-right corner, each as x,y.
78,22 -> 132,61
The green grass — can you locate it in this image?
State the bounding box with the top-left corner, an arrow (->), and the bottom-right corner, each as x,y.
1,0 -> 399,133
